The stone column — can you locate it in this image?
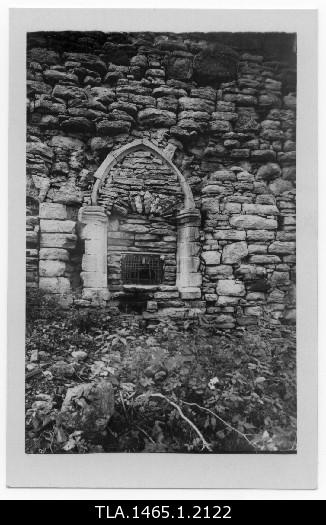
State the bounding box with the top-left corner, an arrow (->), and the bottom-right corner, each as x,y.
78,205 -> 110,305
176,208 -> 202,300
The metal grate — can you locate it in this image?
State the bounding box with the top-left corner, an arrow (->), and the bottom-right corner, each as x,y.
121,253 -> 164,285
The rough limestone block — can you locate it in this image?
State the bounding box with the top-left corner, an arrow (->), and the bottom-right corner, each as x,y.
249,255 -> 281,264
224,202 -> 241,213
222,242 -> 248,264
40,219 -> 76,234
39,260 -> 67,277
154,291 -> 180,300
120,223 -> 149,233
268,241 -> 296,254
39,277 -> 70,294
248,244 -> 267,254
242,204 -> 279,216
247,292 -> 266,301
213,230 -> 246,241
216,279 -> 245,297
230,215 -> 277,230
247,230 -> 275,242
147,301 -> 158,312
201,251 -> 221,265
159,285 -> 178,292
209,170 -> 237,182
39,203 -> 68,220
217,295 -> 240,306
205,293 -> 218,302
39,248 -> 70,261
40,233 -> 77,250
245,306 -> 263,316
270,271 -> 290,286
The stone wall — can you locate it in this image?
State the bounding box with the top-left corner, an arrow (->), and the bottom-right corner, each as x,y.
26,31 -> 296,326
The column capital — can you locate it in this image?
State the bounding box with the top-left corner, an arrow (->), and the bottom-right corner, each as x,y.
176,207 -> 201,226
78,205 -> 107,224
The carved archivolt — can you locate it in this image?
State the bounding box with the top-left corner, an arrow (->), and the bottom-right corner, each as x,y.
91,139 -> 196,211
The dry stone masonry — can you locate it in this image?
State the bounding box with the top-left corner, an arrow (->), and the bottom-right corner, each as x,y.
26,31 -> 296,327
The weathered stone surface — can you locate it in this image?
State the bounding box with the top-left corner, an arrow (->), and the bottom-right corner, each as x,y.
52,85 -> 86,100
270,271 -> 290,286
29,47 -> 60,65
256,163 -> 281,181
39,248 -> 70,261
210,120 -> 232,133
39,203 -> 68,220
50,136 -> 84,150
43,70 -> 78,83
180,288 -> 201,300
120,223 -> 148,233
249,255 -> 281,264
61,117 -> 94,133
222,241 -> 248,264
269,178 -> 294,195
201,251 -> 221,265
39,260 -> 67,277
230,215 -> 277,230
179,97 -> 213,113
210,170 -> 236,182
269,241 -> 296,254
154,291 -> 179,300
213,230 -> 246,241
39,276 -> 71,294
27,80 -> 52,95
242,204 -> 279,216
40,220 -> 76,234
138,109 -> 177,128
50,361 -> 76,378
40,233 -> 77,250
216,279 -> 245,297
251,150 -> 276,162
166,56 -> 193,80
96,119 -> 131,135
223,94 -> 257,106
58,380 -> 114,438
193,45 -> 238,84
246,230 -> 275,242
47,182 -> 83,205
217,295 -> 240,306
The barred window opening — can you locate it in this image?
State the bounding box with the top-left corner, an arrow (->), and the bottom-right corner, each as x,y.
121,253 -> 164,285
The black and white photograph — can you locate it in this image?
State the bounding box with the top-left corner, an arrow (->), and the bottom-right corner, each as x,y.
24,26 -> 298,456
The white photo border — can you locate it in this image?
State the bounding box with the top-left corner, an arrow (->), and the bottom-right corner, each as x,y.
7,8 -> 318,489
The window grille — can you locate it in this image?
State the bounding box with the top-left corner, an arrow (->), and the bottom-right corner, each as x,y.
121,253 -> 164,285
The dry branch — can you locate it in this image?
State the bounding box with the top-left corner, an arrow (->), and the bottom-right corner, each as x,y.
138,392 -> 212,452
182,400 -> 256,450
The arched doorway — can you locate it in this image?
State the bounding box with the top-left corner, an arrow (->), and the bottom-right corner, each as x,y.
78,139 -> 202,307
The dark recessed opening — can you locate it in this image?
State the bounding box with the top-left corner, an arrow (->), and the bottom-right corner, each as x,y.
121,253 -> 164,285
118,294 -> 148,314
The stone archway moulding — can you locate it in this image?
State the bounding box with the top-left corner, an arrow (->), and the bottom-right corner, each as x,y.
78,139 -> 202,305
91,138 -> 196,210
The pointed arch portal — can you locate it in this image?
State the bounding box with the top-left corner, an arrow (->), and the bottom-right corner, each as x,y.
78,139 -> 202,305
91,138 -> 196,209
